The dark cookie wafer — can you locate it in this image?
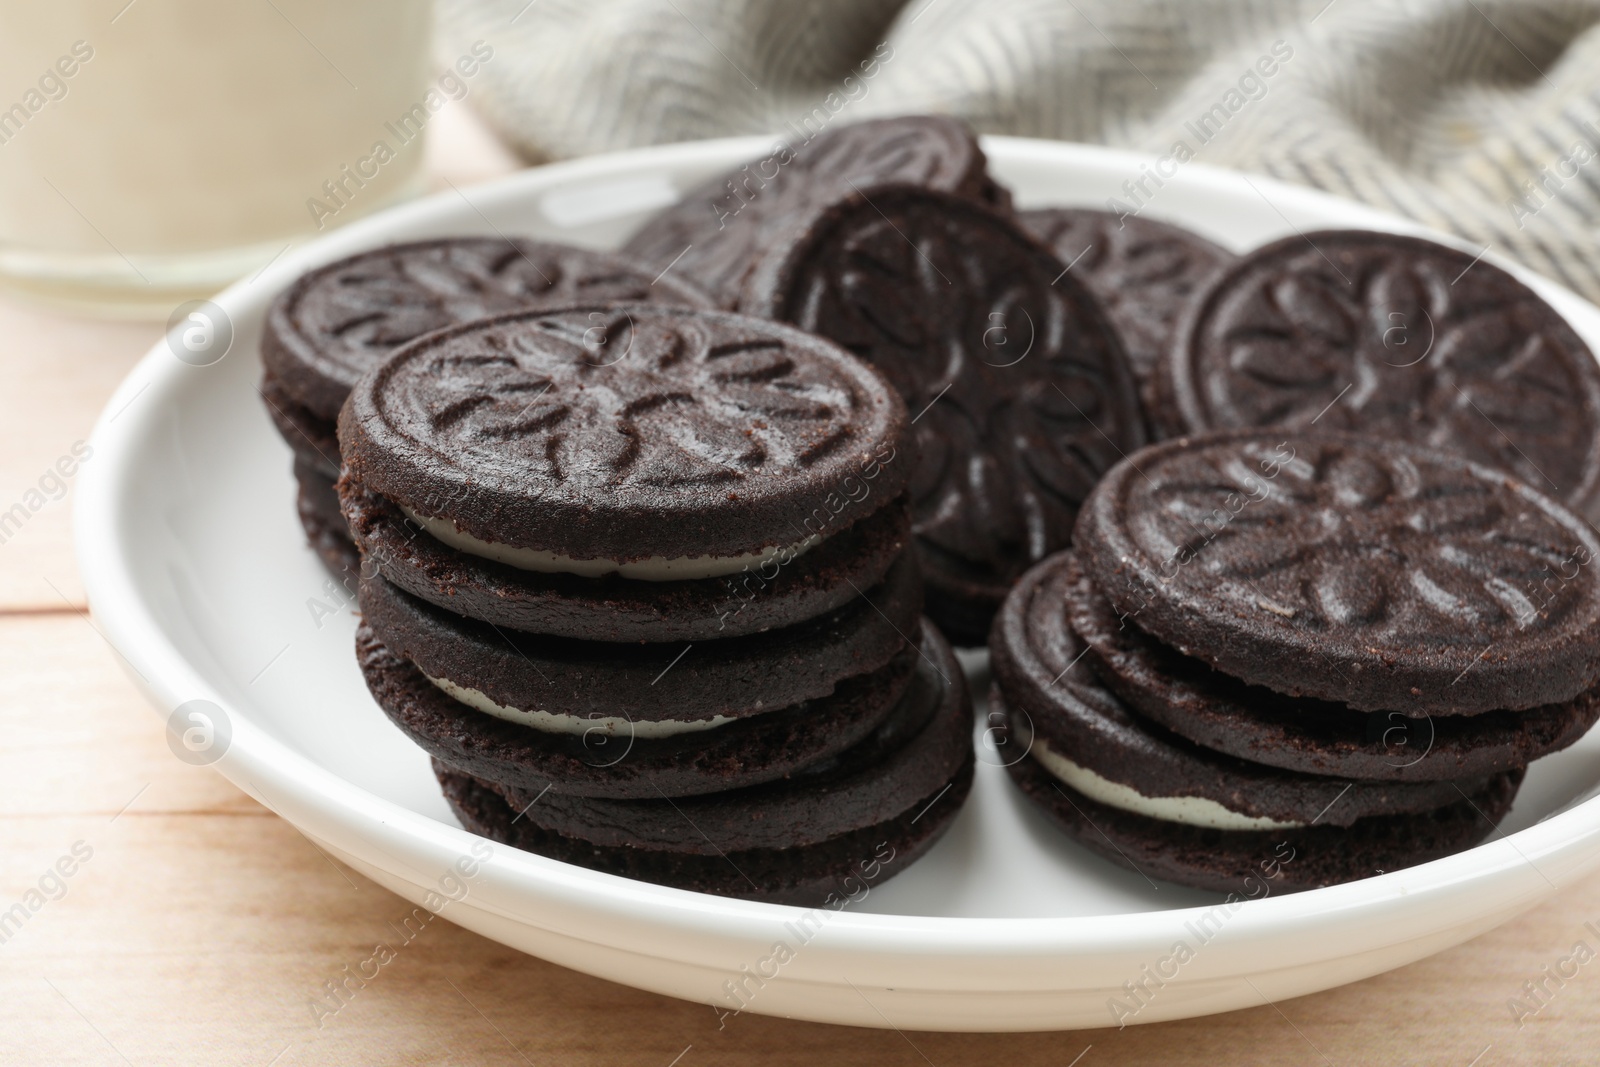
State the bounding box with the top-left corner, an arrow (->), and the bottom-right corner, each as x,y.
1000,725 -> 1521,895
624,115 -> 1008,308
343,481 -> 912,641
1063,551 -> 1600,781
1019,208 -> 1232,427
742,186 -> 1144,644
357,550 -> 920,724
263,238 -> 714,424
1158,229 -> 1600,515
293,459 -> 360,579
989,557 -> 1496,829
1076,431 -> 1600,714
338,305 -> 911,564
359,619 -> 918,799
263,372 -> 340,479
437,619 -> 973,903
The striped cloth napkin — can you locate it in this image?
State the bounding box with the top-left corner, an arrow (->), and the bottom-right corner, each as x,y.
439,0 -> 1600,301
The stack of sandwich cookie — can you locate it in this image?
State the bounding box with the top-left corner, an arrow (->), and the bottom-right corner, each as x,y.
437,617 -> 971,904
338,304 -> 974,903
260,238 -> 713,575
992,430 -> 1600,892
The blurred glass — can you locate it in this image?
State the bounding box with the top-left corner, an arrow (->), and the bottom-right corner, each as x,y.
0,0 -> 433,316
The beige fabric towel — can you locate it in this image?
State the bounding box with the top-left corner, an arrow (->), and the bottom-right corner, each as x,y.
439,0 -> 1600,300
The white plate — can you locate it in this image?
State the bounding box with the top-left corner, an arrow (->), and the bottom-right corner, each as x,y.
76,136 -> 1600,1032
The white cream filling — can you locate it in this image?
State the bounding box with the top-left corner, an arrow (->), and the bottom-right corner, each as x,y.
1031,740 -> 1304,831
401,506 -> 818,581
426,674 -> 737,738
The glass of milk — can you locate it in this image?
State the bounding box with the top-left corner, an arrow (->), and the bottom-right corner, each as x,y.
0,0 -> 433,316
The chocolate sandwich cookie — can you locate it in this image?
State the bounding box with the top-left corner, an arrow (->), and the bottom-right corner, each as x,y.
360,619 -> 916,799
1062,551 -> 1600,780
1076,430 -> 1600,714
437,619 -> 974,904
262,374 -> 340,480
339,305 -> 913,641
357,550 -> 921,726
1000,720 -> 1521,895
271,377 -> 353,580
623,115 -> 1009,308
1158,229 -> 1600,515
1019,209 -> 1232,429
346,482 -> 910,641
263,238 -> 714,429
741,186 -> 1144,644
989,557 -> 1521,892
293,458 -> 360,578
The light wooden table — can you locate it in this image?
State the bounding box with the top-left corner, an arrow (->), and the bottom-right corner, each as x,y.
3,108 -> 1598,1067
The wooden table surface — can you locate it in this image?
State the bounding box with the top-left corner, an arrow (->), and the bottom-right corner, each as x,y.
4,107 -> 1599,1067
